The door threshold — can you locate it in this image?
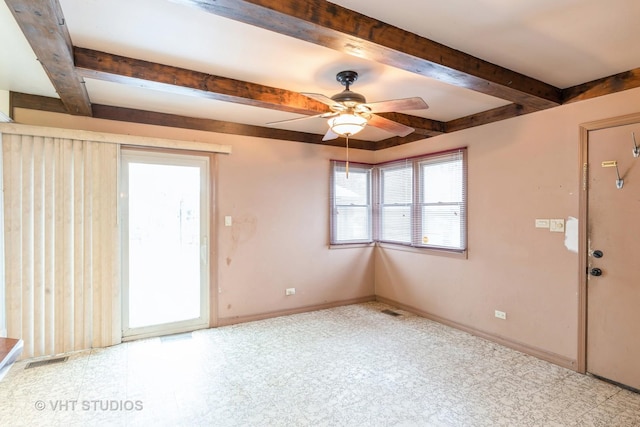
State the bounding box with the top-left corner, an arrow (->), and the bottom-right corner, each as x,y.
589,373 -> 640,394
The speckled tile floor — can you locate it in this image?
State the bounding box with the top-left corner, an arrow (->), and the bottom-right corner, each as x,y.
1,302 -> 639,426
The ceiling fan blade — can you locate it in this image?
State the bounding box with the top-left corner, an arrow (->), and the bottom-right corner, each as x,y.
266,112 -> 327,125
301,93 -> 346,110
322,128 -> 339,141
363,97 -> 429,113
368,114 -> 415,137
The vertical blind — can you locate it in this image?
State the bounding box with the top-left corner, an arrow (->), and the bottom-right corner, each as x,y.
2,132 -> 121,358
0,123 -> 230,358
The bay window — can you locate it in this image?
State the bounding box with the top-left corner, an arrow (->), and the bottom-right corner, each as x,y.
330,148 -> 466,252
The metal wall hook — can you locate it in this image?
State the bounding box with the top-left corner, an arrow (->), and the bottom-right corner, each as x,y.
615,163 -> 624,189
633,132 -> 640,158
602,160 -> 624,189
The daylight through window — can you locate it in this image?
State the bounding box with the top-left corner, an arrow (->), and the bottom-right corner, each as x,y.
330,161 -> 373,244
330,148 -> 467,251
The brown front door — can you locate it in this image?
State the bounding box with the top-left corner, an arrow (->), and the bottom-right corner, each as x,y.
586,120 -> 640,390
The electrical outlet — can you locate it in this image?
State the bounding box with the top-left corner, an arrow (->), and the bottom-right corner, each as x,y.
495,310 -> 507,320
285,288 -> 296,296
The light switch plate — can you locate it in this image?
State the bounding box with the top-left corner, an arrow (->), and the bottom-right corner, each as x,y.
535,219 -> 550,228
550,219 -> 565,232
224,216 -> 232,227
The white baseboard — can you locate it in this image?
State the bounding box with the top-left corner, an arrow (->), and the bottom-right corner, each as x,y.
0,329 -> 6,338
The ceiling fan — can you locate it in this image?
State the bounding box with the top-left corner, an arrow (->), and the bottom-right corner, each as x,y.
269,70 -> 429,141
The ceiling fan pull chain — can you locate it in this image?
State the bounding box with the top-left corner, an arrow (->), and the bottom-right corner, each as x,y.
346,136 -> 350,179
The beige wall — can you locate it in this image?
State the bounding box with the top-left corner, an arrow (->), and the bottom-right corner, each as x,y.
12,85 -> 640,364
373,86 -> 640,365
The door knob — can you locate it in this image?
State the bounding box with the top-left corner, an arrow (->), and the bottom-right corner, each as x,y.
590,268 -> 603,277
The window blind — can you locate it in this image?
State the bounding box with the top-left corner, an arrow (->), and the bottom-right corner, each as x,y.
330,149 -> 467,251
415,149 -> 466,250
379,160 -> 413,244
330,161 -> 373,244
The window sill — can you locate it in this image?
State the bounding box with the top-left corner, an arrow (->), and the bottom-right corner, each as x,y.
329,242 -> 375,249
375,242 -> 468,259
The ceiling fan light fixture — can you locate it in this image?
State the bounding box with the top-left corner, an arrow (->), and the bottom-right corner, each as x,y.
328,113 -> 367,137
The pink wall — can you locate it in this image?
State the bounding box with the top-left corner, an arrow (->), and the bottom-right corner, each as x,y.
373,87 -> 640,364
13,85 -> 640,363
214,138 -> 376,320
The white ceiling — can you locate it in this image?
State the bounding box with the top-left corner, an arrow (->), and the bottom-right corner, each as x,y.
1,0 -> 639,142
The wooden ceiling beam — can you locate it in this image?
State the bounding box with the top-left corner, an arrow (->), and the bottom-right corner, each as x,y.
10,92 -> 383,150
73,47 -> 443,138
562,67 -> 640,104
374,133 -> 429,151
169,0 -> 562,111
74,47 -> 328,116
92,104 -> 378,149
376,112 -> 445,137
7,0 -> 640,150
446,104 -> 529,133
5,0 -> 92,116
10,92 -> 68,116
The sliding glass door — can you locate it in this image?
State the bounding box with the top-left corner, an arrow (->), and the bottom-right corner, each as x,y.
121,149 -> 210,339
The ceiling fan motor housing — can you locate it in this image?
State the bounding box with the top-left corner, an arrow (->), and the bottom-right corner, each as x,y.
331,90 -> 367,106
332,70 -> 366,106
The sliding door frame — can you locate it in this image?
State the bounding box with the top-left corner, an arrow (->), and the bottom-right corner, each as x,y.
120,147 -> 218,340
